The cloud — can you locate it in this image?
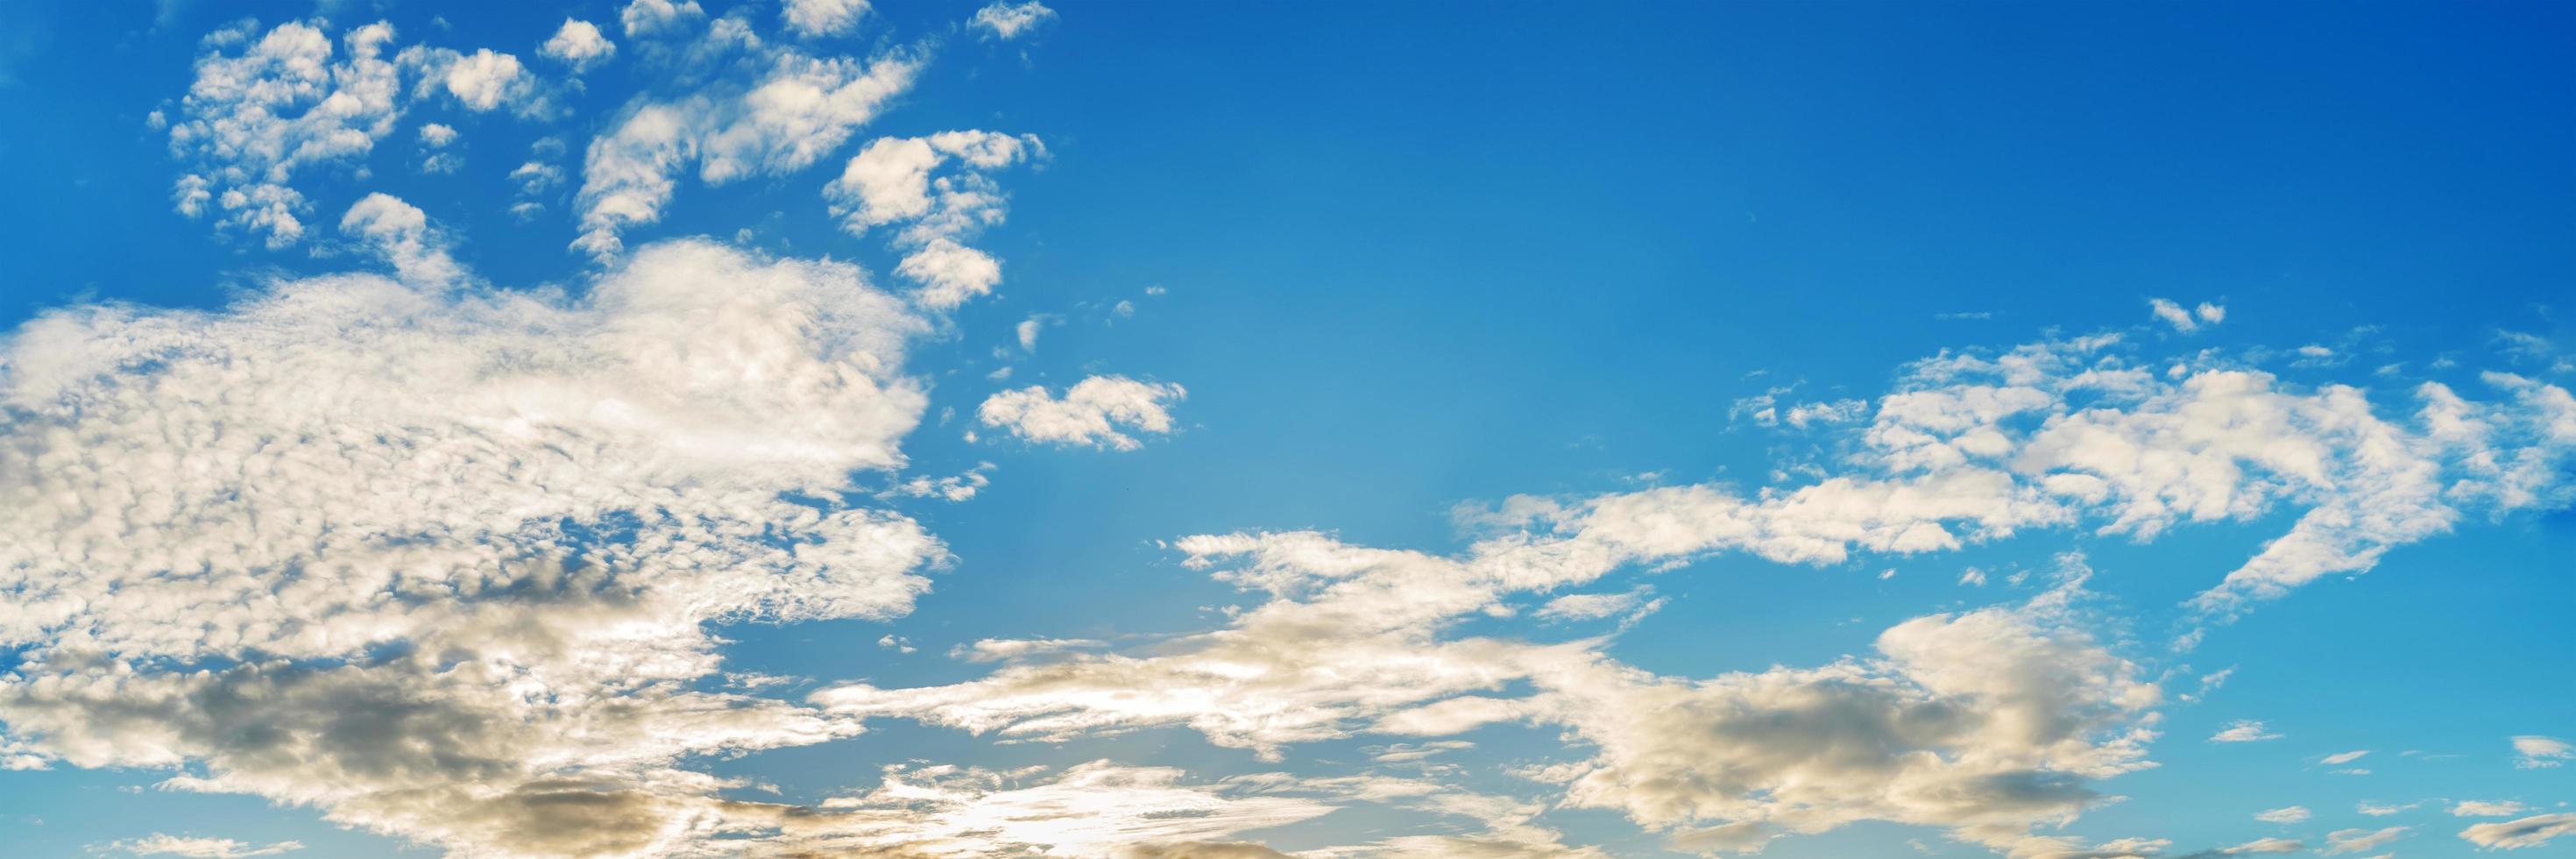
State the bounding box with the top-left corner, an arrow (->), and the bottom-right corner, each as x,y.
2357,801 -> 2418,816
165,20 -> 402,246
2210,721 -> 2282,742
1016,316 -> 1043,351
575,44 -> 921,257
2319,749 -> 2367,765
784,0 -> 871,38
978,375 -> 1185,451
416,122 -> 457,147
2254,806 -> 2310,824
817,550 -> 2164,855
777,761 -> 1334,855
2460,813 -> 2576,849
2149,298 -> 2223,333
825,131 -> 1044,308
2322,826 -> 2407,855
2511,735 -> 2571,768
619,0 -> 705,38
969,1 -> 1057,39
538,18 -> 614,71
97,834 -> 304,858
337,192 -> 461,285
0,240 -> 947,855
2455,799 -> 2532,817
397,46 -> 538,114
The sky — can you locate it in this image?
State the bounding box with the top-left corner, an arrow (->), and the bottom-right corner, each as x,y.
0,1 -> 2571,857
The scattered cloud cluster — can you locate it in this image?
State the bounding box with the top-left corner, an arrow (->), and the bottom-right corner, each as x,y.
970,1 -> 1058,40
827,130 -> 1044,308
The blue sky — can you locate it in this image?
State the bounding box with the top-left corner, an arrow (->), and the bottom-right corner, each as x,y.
0,2 -> 2571,857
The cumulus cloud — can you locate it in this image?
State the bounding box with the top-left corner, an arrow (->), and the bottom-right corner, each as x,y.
538,18 -> 615,70
2150,299 -> 2225,333
165,20 -> 402,246
826,131 -> 1044,308
2460,813 -> 2576,849
818,545 -> 2164,855
969,1 -> 1057,39
784,0 -> 871,38
619,0 -> 705,38
978,375 -> 1185,451
2512,735 -> 2571,768
0,240 -> 946,855
574,44 -> 920,257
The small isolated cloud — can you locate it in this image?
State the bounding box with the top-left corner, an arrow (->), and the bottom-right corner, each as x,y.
620,0 -> 705,38
97,834 -> 303,857
2511,735 -> 2571,768
1017,316 -> 1044,351
978,375 -> 1185,451
2151,298 -> 2225,333
2254,806 -> 2310,824
417,123 -> 457,147
2322,826 -> 2407,855
1534,586 -> 1662,623
2319,749 -> 2368,765
2358,801 -> 2419,816
2211,720 -> 2282,742
2454,799 -> 2531,817
2460,813 -> 2576,849
783,0 -> 870,38
971,1 -> 1057,39
539,18 -> 615,71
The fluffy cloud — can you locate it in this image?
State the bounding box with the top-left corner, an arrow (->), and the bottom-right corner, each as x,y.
969,1 -> 1058,39
538,18 -> 615,71
784,0 -> 871,38
574,45 -> 920,257
2512,735 -> 2571,768
819,542 -> 2164,855
165,20 -> 402,247
619,0 -> 705,38
826,131 -> 1044,307
0,240 -> 945,855
2460,813 -> 2576,849
977,375 -> 1185,451
2150,298 -> 2226,333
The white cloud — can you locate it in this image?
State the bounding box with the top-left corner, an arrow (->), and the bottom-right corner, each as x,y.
783,0 -> 870,38
165,20 -> 402,247
2323,826 -> 2408,855
825,131 -> 1044,307
818,550 -> 2164,855
619,0 -> 705,38
2512,735 -> 2571,768
2150,298 -> 2202,332
398,46 -> 535,113
2460,813 -> 2576,849
575,48 -> 921,257
0,240 -> 946,856
970,1 -> 1058,39
416,122 -> 456,147
1017,316 -> 1044,351
539,18 -> 615,70
98,834 -> 304,858
2212,837 -> 2304,854
2320,749 -> 2368,765
338,192 -> 459,285
978,375 -> 1185,451
1532,586 -> 1660,622
2254,806 -> 2310,824
2211,721 -> 2282,742
2357,800 -> 2419,816
2455,799 -> 2531,817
